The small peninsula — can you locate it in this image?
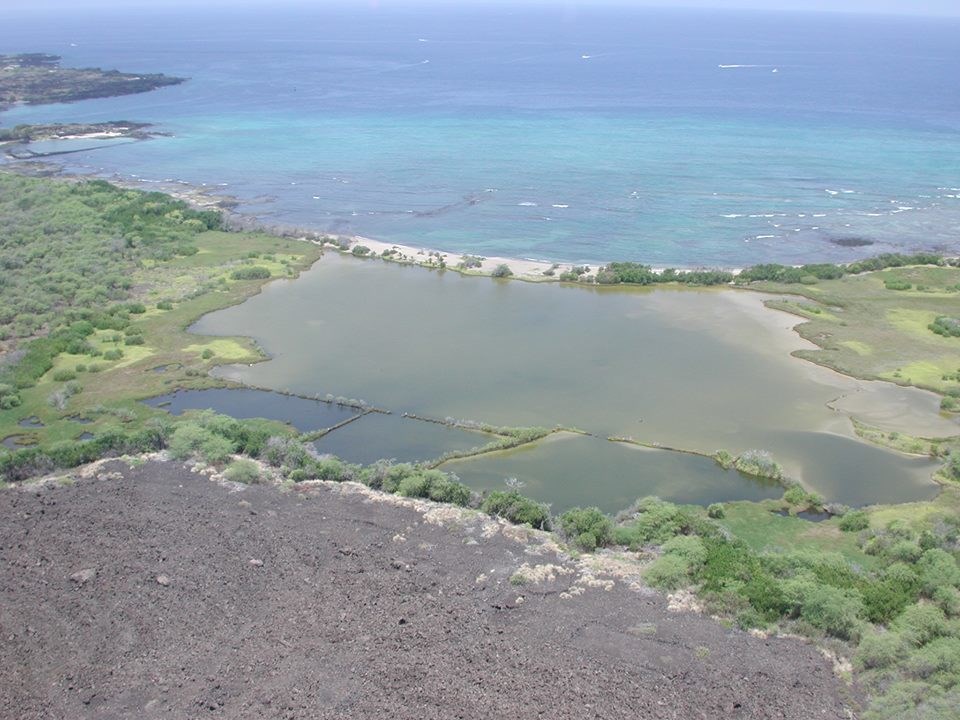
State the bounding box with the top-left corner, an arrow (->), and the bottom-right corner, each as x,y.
0,53 -> 184,112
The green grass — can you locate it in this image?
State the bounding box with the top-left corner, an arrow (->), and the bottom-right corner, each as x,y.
718,500 -> 873,567
182,339 -> 253,361
751,266 -> 960,395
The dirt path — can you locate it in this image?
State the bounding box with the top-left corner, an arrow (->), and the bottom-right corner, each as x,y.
0,460 -> 857,719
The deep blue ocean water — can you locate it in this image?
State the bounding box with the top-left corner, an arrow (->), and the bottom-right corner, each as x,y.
2,2 -> 960,266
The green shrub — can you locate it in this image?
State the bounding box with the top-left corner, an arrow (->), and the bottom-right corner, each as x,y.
201,349 -> 214,359
706,503 -> 725,519
51,369 -> 76,382
929,316 -> 960,337
397,470 -> 471,505
224,459 -> 261,484
856,630 -> 908,670
886,540 -> 923,563
612,497 -> 699,548
662,535 -> 708,567
735,449 -> 783,481
783,575 -> 863,639
230,266 -> 271,280
0,383 -> 22,409
458,255 -> 483,269
559,506 -> 613,550
124,335 -> 145,346
840,509 -> 870,532
783,484 -> 823,509
713,449 -> 735,469
311,457 -> 354,482
894,603 -> 950,646
103,348 -> 123,361
156,300 -> 173,310
351,245 -> 371,257
168,423 -> 235,464
884,279 -> 912,291
376,463 -> 417,493
917,549 -> 960,596
863,564 -> 921,624
644,554 -> 692,590
933,587 -> 960,617
423,472 -> 472,506
481,490 -> 551,530
904,637 -> 960,682
262,436 -> 310,469
491,264 -> 513,278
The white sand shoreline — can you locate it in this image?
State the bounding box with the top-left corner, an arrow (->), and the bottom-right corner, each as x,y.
330,234 -> 744,282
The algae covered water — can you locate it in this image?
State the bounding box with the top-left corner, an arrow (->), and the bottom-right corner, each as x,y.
2,3 -> 960,266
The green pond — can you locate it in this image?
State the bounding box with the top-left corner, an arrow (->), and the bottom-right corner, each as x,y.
190,253 -> 954,509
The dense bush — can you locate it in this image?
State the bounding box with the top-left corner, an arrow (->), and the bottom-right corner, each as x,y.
458,255 -> 483,269
612,497 -> 704,548
224,459 -> 261,484
706,502 -> 725,519
0,424 -> 170,482
558,506 -> 613,551
840,510 -> 871,532
0,382 -> 22,409
783,484 -> 824,510
598,262 -> 734,286
734,449 -> 784,481
481,490 -> 551,530
930,316 -> 960,338
644,554 -> 693,590
396,469 -> 472,506
168,424 -> 234,464
0,175 -> 220,349
230,266 -> 271,280
491,264 -> 513,278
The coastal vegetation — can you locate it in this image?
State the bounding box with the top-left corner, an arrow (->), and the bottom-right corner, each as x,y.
755,262 -> 960,397
0,172 -> 321,450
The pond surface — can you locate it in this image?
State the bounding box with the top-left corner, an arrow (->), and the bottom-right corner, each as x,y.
190,254 -> 956,508
442,434 -> 784,514
144,388 -> 359,432
313,413 -> 491,466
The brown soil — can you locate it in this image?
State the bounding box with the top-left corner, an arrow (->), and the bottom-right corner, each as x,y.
0,460 -> 858,719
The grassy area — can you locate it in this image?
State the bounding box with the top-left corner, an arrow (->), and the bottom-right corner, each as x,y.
751,266 -> 960,396
717,500 -> 873,567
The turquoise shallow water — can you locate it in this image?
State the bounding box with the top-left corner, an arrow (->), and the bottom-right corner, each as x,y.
2,4 -> 959,266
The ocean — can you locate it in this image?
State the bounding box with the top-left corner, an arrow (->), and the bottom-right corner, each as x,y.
2,2 -> 960,266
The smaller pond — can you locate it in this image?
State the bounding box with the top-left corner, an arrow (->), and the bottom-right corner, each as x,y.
143,388 -> 360,432
774,509 -> 832,523
18,416 -> 44,428
441,434 -> 785,514
2,435 -> 37,450
313,413 -> 491,466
